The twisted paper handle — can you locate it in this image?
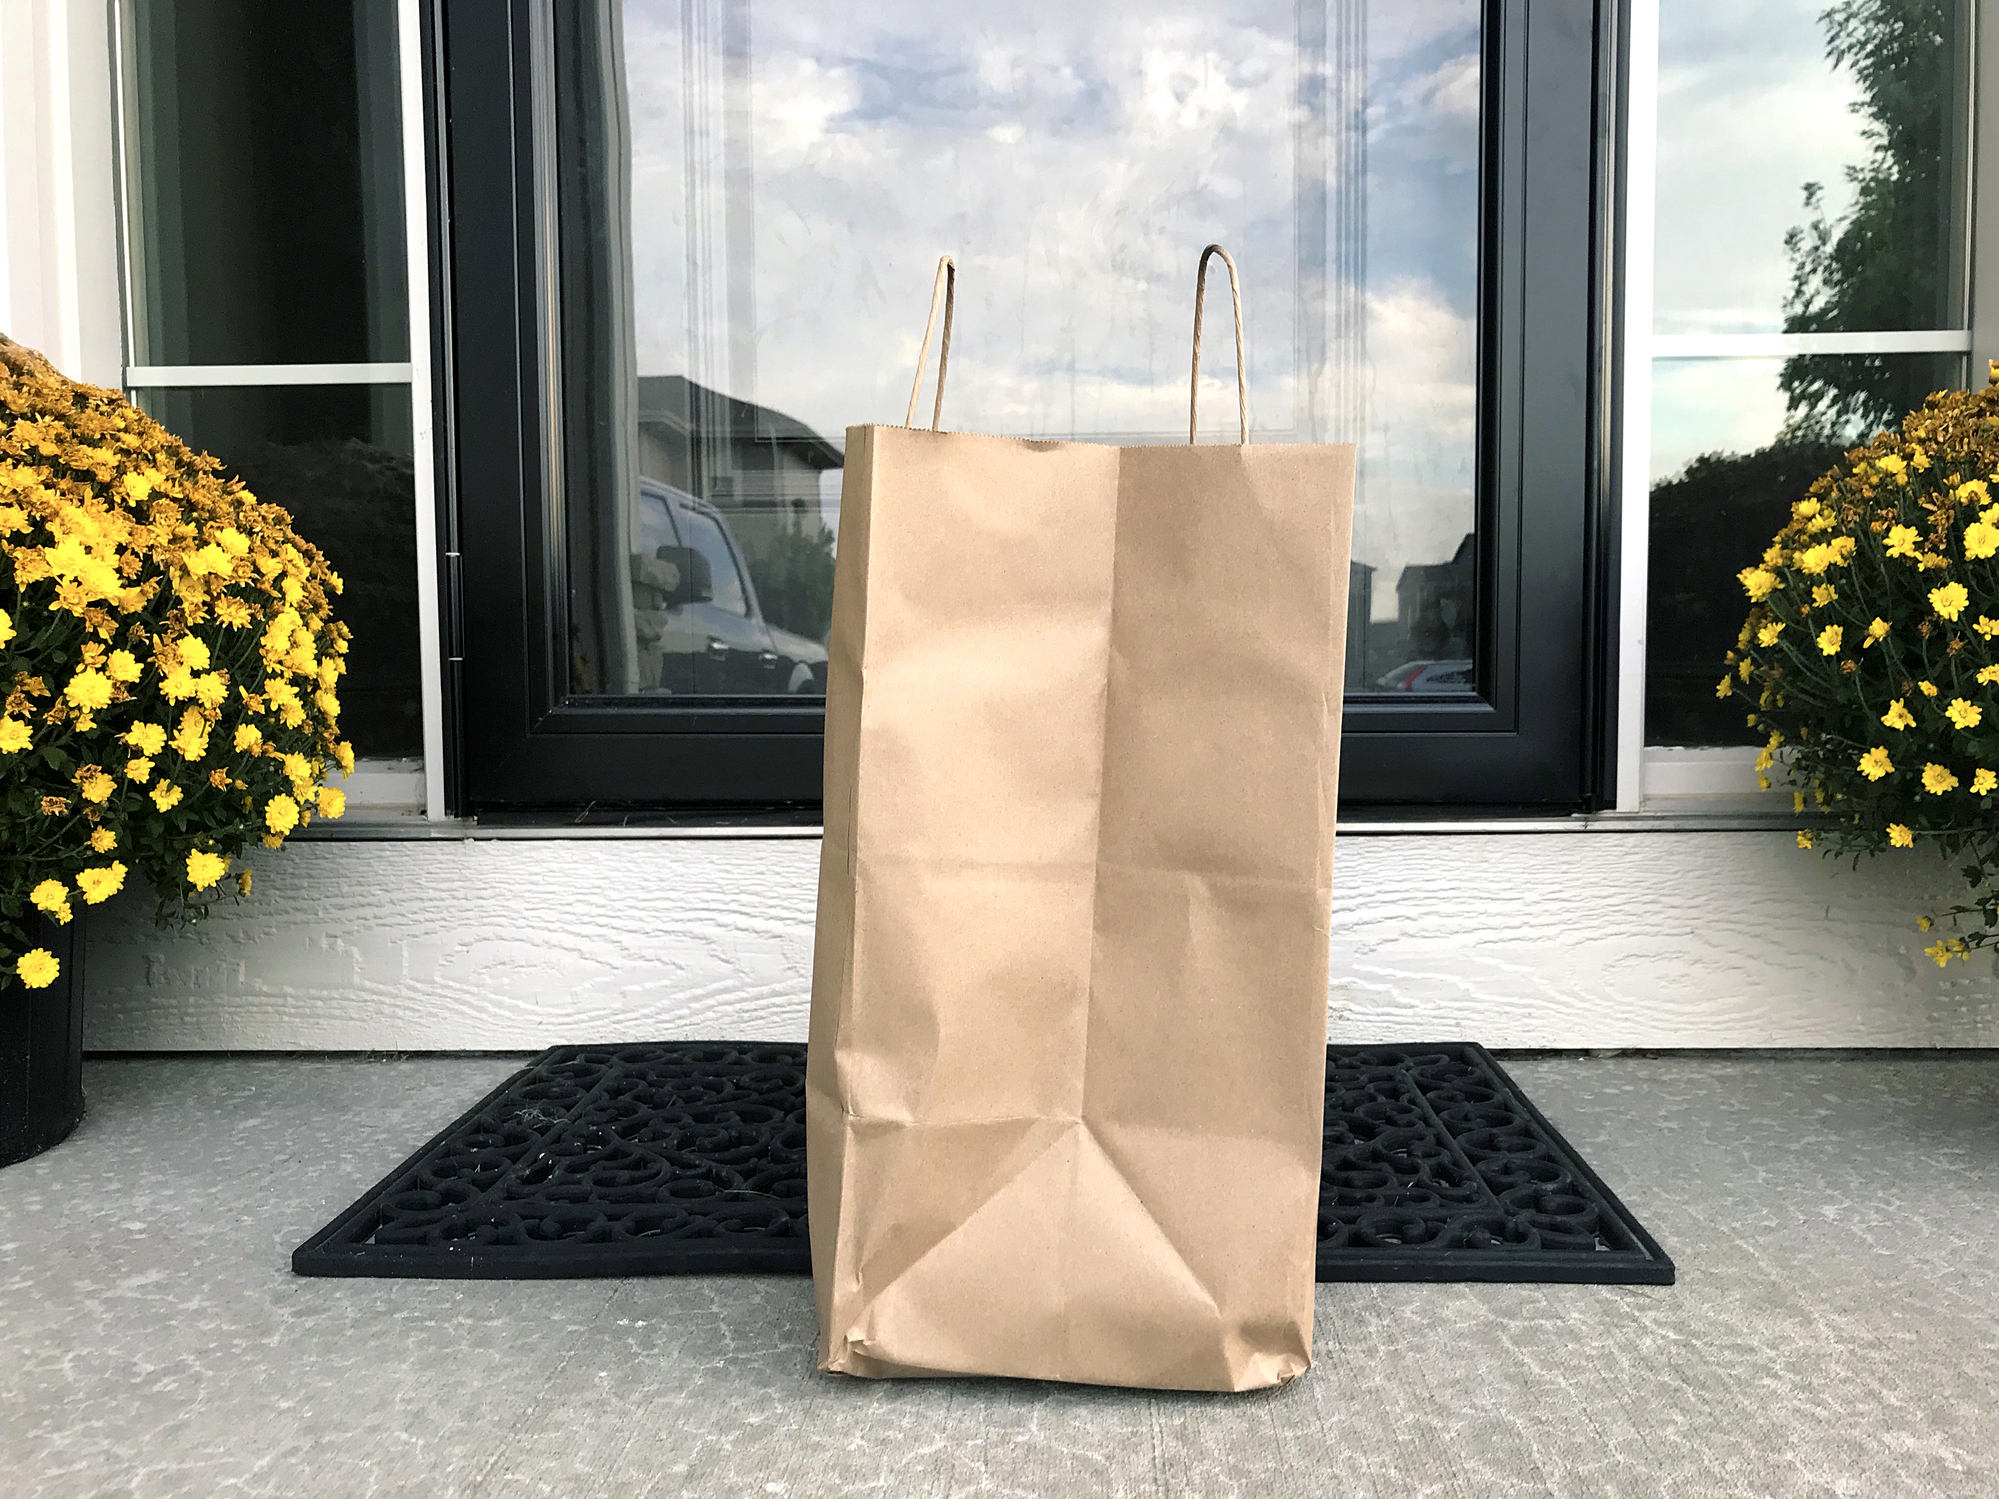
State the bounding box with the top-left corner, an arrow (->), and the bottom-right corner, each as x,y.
1190,244 -> 1247,444
905,255 -> 957,430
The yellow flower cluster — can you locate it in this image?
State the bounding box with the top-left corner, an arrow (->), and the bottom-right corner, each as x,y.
1719,365 -> 1999,954
0,335 -> 352,990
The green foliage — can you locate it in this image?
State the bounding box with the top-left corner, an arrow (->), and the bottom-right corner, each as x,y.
0,336 -> 352,991
1721,380 -> 1999,963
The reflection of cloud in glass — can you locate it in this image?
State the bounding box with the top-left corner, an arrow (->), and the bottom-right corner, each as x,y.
621,0 -> 1479,612
1654,0 -> 1869,335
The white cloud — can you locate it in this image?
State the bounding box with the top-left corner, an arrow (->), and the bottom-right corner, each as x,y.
1651,0 -> 1873,335
614,0 -> 1480,601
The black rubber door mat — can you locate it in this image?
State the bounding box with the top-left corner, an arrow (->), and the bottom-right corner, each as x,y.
294,1042 -> 1673,1285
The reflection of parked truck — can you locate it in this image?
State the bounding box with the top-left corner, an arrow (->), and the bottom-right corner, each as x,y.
630,479 -> 828,695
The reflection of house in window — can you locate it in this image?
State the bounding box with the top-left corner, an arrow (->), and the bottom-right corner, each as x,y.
635,376 -> 841,540
1396,532 -> 1475,660
634,376 -> 843,645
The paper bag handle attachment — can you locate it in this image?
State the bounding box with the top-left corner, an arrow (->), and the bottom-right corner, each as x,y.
905,255 -> 957,431
1190,243 -> 1247,445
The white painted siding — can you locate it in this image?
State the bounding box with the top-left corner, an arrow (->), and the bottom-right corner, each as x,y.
82,831 -> 1999,1051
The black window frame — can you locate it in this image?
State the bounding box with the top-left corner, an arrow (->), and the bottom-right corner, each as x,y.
427,0 -> 1619,818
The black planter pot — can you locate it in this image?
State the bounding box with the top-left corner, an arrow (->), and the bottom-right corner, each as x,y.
1,912 -> 85,1167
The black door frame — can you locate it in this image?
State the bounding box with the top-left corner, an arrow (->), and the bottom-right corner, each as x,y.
427,0 -> 1621,817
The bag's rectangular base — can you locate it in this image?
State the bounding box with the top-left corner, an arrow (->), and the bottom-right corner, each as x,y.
294,1042 -> 1673,1286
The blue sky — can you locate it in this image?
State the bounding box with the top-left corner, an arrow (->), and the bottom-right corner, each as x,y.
617,0 -> 1480,610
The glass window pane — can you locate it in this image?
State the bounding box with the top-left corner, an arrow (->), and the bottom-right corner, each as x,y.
1653,0 -> 1968,336
124,0 -> 409,365
133,386 -> 423,760
1645,353 -> 1964,748
552,0 -> 1480,700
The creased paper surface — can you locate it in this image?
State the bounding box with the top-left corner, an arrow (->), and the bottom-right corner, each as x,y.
808,425 -> 1355,1391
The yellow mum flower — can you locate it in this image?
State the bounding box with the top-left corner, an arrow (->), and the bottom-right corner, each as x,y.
317,786 -> 346,820
75,863 -> 126,904
214,596 -> 254,628
1959,478 -> 1991,506
215,525 -> 251,556
1888,823 -> 1915,847
1882,699 -> 1916,730
1811,584 -> 1837,606
15,950 -> 59,989
125,722 -> 168,755
265,793 -> 300,836
64,668 -> 112,711
77,768 -> 115,803
1796,830 -> 1815,850
1920,680 -> 1940,698
1816,625 -> 1843,656
1863,617 -> 1890,647
30,879 -> 71,918
185,542 -> 234,577
1878,454 -> 1907,476
1965,521 -> 1999,560
1922,763 -> 1960,795
1829,536 -> 1856,564
0,606 -> 13,647
89,827 -> 116,852
159,665 -> 198,702
1858,747 -> 1895,781
1978,616 -> 1999,639
150,782 -> 183,812
1974,769 -> 1998,796
1930,581 -> 1971,620
1924,939 -> 1957,967
126,756 -> 153,782
1757,621 -> 1786,647
1979,665 -> 1999,685
170,710 -> 209,762
178,637 -> 212,671
0,716 -> 31,755
1946,698 -> 1983,730
1715,675 -> 1733,700
1794,545 -> 1833,575
192,673 -> 229,710
1738,566 -> 1780,601
234,723 -> 262,752
334,741 -> 355,774
1885,525 -> 1920,558
185,849 -> 227,890
106,649 -> 142,683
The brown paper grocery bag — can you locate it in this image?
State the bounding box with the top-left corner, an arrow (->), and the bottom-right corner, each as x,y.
807,248 -> 1354,1391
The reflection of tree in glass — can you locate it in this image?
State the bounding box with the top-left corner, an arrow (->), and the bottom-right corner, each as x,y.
1781,0 -> 1960,435
1649,0 -> 1963,747
225,440 -> 422,760
742,525 -> 837,646
1647,437 -> 1849,746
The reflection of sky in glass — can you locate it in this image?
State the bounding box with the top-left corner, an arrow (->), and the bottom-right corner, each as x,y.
622,1 -> 1479,617
1654,0 -> 1869,335
1651,356 -> 1964,484
1650,360 -> 1795,481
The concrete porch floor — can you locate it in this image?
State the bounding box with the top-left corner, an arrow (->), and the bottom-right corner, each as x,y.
1,1053 -> 1996,1498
